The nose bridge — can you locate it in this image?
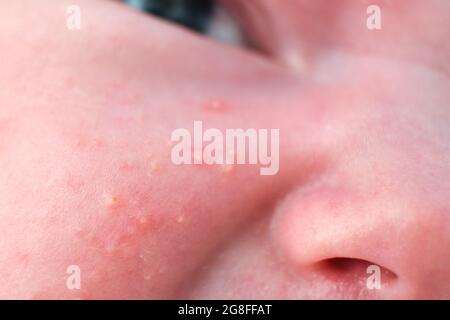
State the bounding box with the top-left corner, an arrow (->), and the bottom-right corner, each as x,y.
270,183 -> 450,298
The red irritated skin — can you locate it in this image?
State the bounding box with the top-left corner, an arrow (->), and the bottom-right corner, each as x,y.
0,0 -> 449,299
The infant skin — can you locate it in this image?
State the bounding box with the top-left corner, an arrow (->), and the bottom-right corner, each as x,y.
0,0 -> 449,299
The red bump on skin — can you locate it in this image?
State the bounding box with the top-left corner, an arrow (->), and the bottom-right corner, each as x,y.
138,216 -> 148,225
83,203 -> 161,258
1,0 -> 448,300
176,215 -> 185,223
102,193 -> 121,209
130,214 -> 161,234
147,159 -> 160,176
204,100 -> 227,113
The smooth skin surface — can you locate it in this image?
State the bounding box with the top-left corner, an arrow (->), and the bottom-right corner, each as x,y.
0,0 -> 449,299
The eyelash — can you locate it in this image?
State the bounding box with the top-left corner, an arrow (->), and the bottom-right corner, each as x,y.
122,0 -> 246,46
123,0 -> 214,33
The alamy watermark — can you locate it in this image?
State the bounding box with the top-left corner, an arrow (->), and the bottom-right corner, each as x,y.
366,5 -> 382,30
171,121 -> 279,176
66,5 -> 81,30
66,265 -> 81,290
366,264 -> 382,290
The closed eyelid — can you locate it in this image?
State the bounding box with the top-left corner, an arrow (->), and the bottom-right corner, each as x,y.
122,0 -> 215,33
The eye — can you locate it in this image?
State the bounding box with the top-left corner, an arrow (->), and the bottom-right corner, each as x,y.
122,0 -> 246,46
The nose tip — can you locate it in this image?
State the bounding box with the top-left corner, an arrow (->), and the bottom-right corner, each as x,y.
271,184 -> 450,299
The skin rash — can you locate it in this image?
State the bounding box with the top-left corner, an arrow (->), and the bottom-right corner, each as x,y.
0,0 -> 449,299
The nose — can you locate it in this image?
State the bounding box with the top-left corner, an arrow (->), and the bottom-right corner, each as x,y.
270,183 -> 450,299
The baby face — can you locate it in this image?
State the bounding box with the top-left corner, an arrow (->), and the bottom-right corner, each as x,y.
0,0 -> 449,299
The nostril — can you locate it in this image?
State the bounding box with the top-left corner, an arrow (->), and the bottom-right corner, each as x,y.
316,257 -> 397,289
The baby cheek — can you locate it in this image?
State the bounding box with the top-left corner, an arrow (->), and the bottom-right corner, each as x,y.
0,115 -> 181,298
61,203 -> 163,299
49,147 -> 184,299
43,128 -> 250,298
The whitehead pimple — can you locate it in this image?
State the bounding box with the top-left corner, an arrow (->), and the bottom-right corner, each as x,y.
147,159 -> 160,176
102,193 -> 120,209
150,160 -> 158,170
139,217 -> 148,224
176,215 -> 185,223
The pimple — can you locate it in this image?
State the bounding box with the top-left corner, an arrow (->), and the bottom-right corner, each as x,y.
176,215 -> 185,223
102,193 -> 120,209
150,160 -> 158,170
204,100 -> 227,112
147,159 -> 160,176
132,214 -> 160,233
139,217 -> 148,224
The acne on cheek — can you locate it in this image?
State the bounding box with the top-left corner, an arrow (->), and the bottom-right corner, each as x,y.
76,176 -> 164,247
203,100 -> 228,113
17,94 -> 267,296
74,192 -> 209,297
55,191 -> 164,297
44,130 -> 175,294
